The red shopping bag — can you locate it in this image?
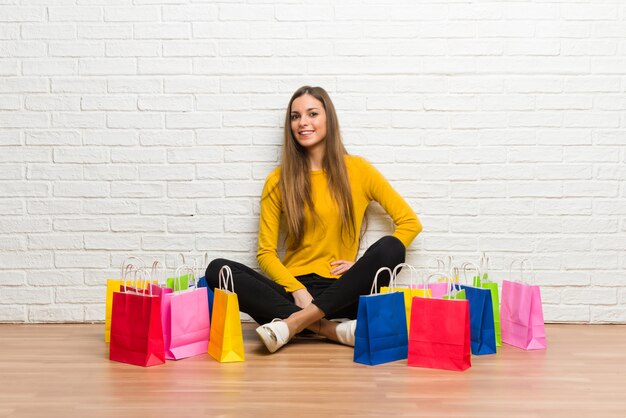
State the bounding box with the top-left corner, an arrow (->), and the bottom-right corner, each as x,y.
109,269 -> 165,367
105,256 -> 145,342
408,295 -> 471,372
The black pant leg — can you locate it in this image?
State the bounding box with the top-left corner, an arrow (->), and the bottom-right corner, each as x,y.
312,235 -> 406,317
206,258 -> 300,325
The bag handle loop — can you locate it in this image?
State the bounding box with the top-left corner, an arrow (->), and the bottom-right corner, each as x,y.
509,258 -> 534,285
219,265 -> 235,293
391,263 -> 419,291
121,256 -> 144,278
196,252 -> 209,279
479,252 -> 490,282
173,264 -> 196,292
370,267 -> 393,295
139,268 -> 153,296
151,260 -> 165,286
461,261 -> 482,286
121,264 -> 136,293
435,256 -> 453,277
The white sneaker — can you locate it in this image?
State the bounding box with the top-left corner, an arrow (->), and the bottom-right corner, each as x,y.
335,319 -> 357,347
256,319 -> 291,353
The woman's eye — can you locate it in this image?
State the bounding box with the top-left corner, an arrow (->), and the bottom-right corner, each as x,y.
309,112 -> 318,117
290,114 -> 299,120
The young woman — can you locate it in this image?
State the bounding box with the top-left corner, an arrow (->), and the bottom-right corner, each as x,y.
205,86 -> 422,353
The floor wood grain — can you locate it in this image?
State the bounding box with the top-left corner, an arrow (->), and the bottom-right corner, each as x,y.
0,323 -> 625,418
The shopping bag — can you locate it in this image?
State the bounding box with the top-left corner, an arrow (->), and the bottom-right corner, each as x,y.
408,295 -> 471,371
459,262 -> 496,355
473,253 -> 501,346
105,256 -> 145,342
420,272 -> 465,299
460,285 -> 496,355
166,274 -> 190,291
109,268 -> 165,367
163,265 -> 210,360
208,265 -> 245,362
354,267 -> 408,366
381,263 -> 432,335
426,282 -> 450,299
418,272 -> 465,300
501,259 -> 546,350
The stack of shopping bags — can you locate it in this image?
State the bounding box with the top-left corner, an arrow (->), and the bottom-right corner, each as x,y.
105,256 -> 244,367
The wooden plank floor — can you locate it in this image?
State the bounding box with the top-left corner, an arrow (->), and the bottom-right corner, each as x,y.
0,324 -> 625,418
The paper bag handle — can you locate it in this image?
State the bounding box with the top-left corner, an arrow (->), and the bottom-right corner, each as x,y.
435,256 -> 453,275
370,267 -> 393,295
509,258 -> 534,285
450,266 -> 460,283
121,256 -> 145,278
461,261 -> 482,286
174,265 -> 196,292
151,260 -> 165,286
140,268 -> 154,296
121,264 -> 136,293
196,252 -> 209,278
219,265 -> 235,293
391,263 -> 419,290
479,252 -> 490,281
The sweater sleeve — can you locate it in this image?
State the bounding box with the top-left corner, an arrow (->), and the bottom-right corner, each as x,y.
256,171 -> 306,293
360,158 -> 422,248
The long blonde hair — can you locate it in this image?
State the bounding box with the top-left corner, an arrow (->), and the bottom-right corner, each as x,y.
279,86 -> 355,250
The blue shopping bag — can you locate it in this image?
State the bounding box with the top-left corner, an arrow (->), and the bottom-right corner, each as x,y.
196,275 -> 214,318
459,284 -> 496,355
354,267 -> 408,366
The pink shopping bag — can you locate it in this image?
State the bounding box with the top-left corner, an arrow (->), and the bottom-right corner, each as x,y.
411,273 -> 458,299
162,265 -> 210,360
500,259 -> 546,350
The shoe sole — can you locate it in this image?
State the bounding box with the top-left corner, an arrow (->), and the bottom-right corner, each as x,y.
255,325 -> 279,353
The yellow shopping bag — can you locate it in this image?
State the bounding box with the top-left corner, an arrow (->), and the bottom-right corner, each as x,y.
381,263 -> 432,335
208,265 -> 245,363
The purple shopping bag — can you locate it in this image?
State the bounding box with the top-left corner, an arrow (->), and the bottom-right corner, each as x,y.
500,259 -> 546,350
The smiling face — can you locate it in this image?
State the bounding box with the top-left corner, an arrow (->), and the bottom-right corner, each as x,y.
290,94 -> 328,152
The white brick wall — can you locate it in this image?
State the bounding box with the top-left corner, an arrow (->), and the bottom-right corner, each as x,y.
0,1 -> 625,323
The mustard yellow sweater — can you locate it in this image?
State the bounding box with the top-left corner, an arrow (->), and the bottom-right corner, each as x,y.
257,155 -> 422,293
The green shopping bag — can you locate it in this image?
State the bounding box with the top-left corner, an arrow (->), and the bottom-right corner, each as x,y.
166,274 -> 191,291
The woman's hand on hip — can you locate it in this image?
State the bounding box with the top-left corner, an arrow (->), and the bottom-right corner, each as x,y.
292,288 -> 314,309
330,260 -> 355,276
